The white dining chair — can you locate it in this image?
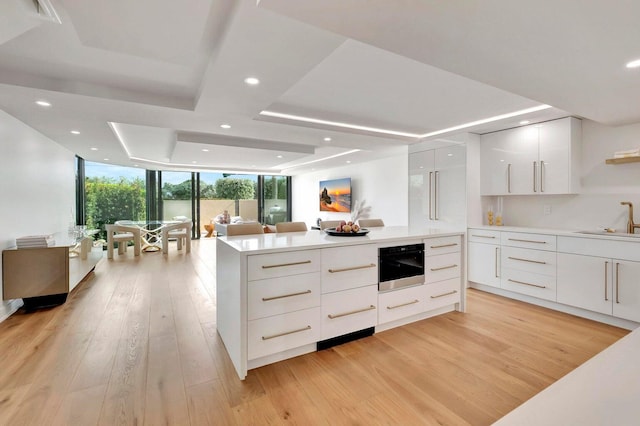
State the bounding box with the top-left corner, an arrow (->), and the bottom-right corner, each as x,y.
319,220 -> 342,230
106,224 -> 141,259
162,221 -> 192,254
275,221 -> 308,233
358,219 -> 385,227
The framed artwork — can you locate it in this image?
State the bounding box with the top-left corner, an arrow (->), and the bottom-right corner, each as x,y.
319,177 -> 351,212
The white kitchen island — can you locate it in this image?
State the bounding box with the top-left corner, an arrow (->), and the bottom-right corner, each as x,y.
216,226 -> 465,379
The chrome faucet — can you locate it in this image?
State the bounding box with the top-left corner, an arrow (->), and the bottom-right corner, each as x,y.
620,201 -> 640,234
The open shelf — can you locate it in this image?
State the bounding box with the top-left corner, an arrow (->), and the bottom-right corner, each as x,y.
605,156 -> 640,165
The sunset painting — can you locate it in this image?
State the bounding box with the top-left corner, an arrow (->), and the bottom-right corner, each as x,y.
319,177 -> 351,212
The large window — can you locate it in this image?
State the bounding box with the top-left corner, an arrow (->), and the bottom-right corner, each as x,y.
78,160 -> 290,239
84,161 -> 146,240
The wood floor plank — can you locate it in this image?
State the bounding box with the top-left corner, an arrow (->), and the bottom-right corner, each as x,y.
0,240 -> 630,425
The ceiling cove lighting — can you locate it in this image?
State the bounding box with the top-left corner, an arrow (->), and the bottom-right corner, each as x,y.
281,149 -> 361,171
35,100 -> 51,107
244,77 -> 260,85
261,104 -> 552,140
107,122 -> 132,157
259,111 -> 421,138
626,59 -> 640,69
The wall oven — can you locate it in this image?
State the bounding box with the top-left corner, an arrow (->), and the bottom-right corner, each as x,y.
378,243 -> 425,292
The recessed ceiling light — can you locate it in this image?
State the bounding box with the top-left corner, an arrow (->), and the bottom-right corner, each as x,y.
626,59 -> 640,69
35,100 -> 51,107
346,160 -> 352,164
134,164 -> 139,167
276,155 -> 283,159
103,158 -> 109,161
244,77 -> 260,85
90,147 -> 98,151
251,165 -> 256,168
324,137 -> 332,142
202,148 -> 209,152
220,124 -> 231,129
520,120 -> 531,125
192,161 -> 197,164
70,130 -> 80,135
447,153 -> 453,157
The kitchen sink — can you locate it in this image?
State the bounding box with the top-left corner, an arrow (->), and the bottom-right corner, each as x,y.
575,230 -> 640,238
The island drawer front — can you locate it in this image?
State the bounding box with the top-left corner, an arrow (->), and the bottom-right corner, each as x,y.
248,250 -> 320,281
468,229 -> 501,243
248,307 -> 321,360
321,285 -> 378,340
378,284 -> 426,325
248,273 -> 321,320
501,246 -> 557,276
321,245 -> 378,294
424,236 -> 461,257
424,278 -> 461,310
501,232 -> 557,251
425,252 -> 461,284
501,268 -> 557,302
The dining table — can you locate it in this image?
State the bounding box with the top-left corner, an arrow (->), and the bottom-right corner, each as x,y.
115,220 -> 183,252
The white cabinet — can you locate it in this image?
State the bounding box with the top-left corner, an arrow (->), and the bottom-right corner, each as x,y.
321,245 -> 377,294
467,229 -> 501,288
378,285 -> 426,325
247,250 -> 322,361
480,117 -> 581,195
409,144 -> 466,227
321,285 -> 377,340
558,254 -> 640,323
557,236 -> 640,323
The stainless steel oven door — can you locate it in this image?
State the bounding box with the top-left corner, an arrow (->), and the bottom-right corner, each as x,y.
378,243 -> 425,292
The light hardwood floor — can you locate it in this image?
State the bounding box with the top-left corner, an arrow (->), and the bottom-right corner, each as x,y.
0,239 -> 629,425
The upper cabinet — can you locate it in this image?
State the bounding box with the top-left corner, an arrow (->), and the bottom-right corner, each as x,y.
480,117 -> 581,195
409,144 -> 466,227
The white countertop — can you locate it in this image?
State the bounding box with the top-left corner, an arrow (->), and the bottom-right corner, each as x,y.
494,325 -> 640,425
218,226 -> 465,254
469,225 -> 640,243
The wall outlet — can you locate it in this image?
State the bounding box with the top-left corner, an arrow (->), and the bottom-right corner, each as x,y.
543,205 -> 552,215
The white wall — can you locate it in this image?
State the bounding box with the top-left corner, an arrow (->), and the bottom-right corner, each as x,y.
0,110 -> 76,321
292,150 -> 408,228
482,119 -> 640,231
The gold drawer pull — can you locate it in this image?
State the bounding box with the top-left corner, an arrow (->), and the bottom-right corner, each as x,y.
472,234 -> 496,239
507,256 -> 547,265
262,289 -> 312,302
430,290 -> 458,299
508,238 -> 547,244
430,243 -> 458,249
430,264 -> 457,272
328,305 -> 376,319
262,325 -> 311,340
508,278 -> 546,289
387,299 -> 419,310
262,260 -> 312,269
328,263 -> 376,273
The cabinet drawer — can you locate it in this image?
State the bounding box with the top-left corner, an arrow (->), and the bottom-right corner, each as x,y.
321,285 -> 378,340
501,246 -> 557,276
424,278 -> 461,310
424,236 -> 461,257
468,229 -> 501,244
248,307 -> 321,360
501,268 -> 557,302
425,252 -> 461,284
501,232 -> 556,251
248,250 -> 320,281
378,285 -> 426,325
248,273 -> 321,320
321,245 -> 378,293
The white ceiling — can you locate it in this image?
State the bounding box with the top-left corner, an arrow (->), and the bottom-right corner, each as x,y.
0,0 -> 637,175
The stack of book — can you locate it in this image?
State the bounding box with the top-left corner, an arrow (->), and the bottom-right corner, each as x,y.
16,235 -> 56,249
614,148 -> 640,159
